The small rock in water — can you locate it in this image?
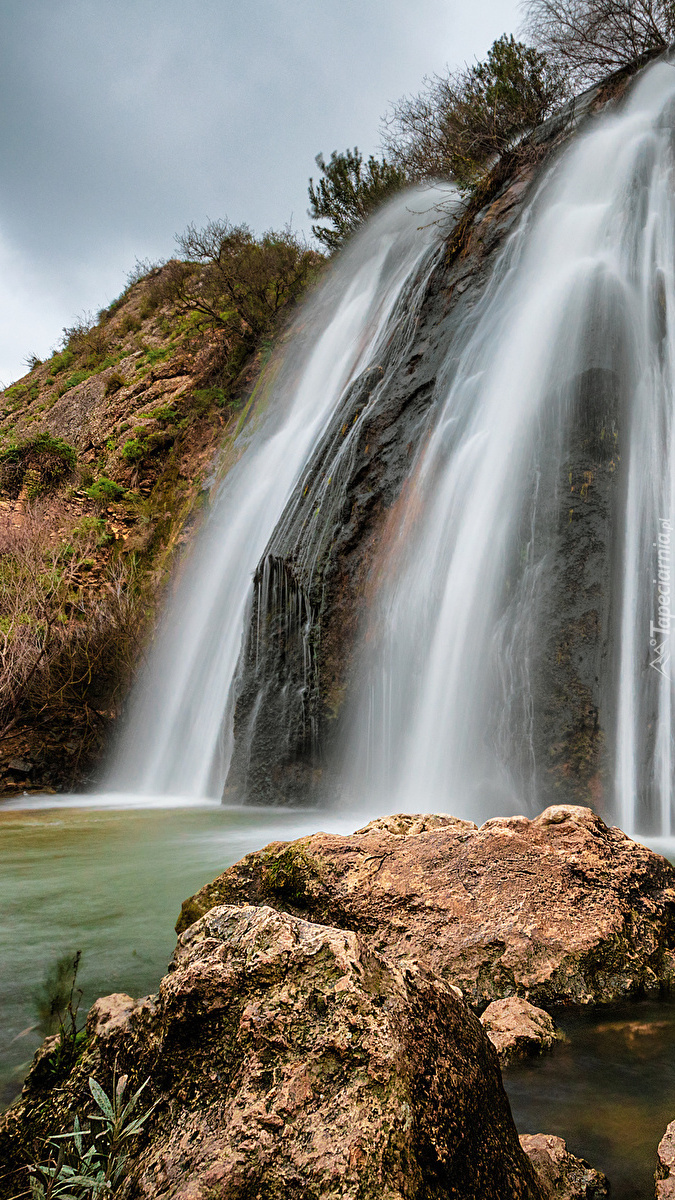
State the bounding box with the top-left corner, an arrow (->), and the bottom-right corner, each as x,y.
520,1134 -> 610,1199
480,996 -> 561,1065
656,1120 -> 675,1198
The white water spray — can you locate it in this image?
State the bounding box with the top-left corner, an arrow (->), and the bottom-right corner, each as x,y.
108,189 -> 447,798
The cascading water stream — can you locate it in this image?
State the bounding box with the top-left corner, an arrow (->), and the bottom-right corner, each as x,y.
345,61 -> 675,836
108,59 -> 675,838
108,189 -> 448,798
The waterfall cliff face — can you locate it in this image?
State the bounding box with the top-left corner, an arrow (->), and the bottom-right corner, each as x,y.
112,54 -> 675,837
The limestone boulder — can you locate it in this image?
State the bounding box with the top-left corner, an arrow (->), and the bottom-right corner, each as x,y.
0,904 -> 545,1200
520,1134 -> 610,1198
481,997 -> 561,1064
177,805 -> 675,1009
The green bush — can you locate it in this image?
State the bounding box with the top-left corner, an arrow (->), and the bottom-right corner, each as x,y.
121,437 -> 145,464
308,148 -> 409,251
49,350 -> 75,377
145,345 -> 171,366
149,403 -> 179,423
85,477 -> 125,503
0,433 -> 77,498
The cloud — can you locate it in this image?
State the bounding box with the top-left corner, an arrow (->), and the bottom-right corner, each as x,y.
0,0 -> 520,382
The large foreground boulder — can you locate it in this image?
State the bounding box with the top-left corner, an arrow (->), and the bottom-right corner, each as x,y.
177,806 -> 675,1008
0,904 -> 546,1200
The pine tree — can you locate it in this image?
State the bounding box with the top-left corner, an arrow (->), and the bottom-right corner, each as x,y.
308,148 -> 408,252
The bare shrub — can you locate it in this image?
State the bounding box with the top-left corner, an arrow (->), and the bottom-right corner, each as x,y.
523,0 -> 675,88
60,310 -> 110,369
125,256 -> 165,288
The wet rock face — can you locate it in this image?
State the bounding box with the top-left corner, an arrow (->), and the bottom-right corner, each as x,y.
223,72 -> 645,810
178,805 -> 675,1009
480,997 -> 561,1065
656,1120 -> 675,1198
0,904 -> 545,1200
520,1134 -> 610,1199
225,156 -> 561,806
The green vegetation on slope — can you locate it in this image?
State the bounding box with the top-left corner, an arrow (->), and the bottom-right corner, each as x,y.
0,226 -> 324,794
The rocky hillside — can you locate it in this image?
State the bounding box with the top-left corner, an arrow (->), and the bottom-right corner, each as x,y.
0,263 -> 288,795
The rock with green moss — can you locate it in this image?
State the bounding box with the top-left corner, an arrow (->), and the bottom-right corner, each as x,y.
177,805 -> 675,1009
0,903 -> 548,1200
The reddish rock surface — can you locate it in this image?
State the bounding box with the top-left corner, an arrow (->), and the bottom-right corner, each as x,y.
656,1120 -> 675,1198
481,997 -> 561,1064
0,904 -> 545,1200
520,1134 -> 610,1198
177,805 -> 675,1009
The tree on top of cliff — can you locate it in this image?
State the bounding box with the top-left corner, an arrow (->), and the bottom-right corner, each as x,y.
173,220 -> 323,348
382,35 -> 567,191
307,148 -> 409,252
523,0 -> 675,88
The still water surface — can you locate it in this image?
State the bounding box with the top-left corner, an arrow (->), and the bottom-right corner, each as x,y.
1,798 -> 673,1200
0,800 -> 357,1105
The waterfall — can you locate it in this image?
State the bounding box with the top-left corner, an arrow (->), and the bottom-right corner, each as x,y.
108,59 -> 675,838
107,188 -> 448,798
344,60 -> 675,835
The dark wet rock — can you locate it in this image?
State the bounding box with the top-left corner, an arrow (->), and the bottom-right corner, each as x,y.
480,997 -> 561,1064
178,805 -> 675,1009
520,1134 -> 610,1199
0,904 -> 545,1200
656,1120 -> 675,1198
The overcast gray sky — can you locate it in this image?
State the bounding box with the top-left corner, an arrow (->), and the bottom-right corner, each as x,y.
0,0 -> 521,384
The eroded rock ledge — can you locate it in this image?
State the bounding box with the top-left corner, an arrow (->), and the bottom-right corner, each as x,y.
178,805 -> 675,1009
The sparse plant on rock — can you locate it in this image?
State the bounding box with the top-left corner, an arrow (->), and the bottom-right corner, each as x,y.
0,505 -> 146,749
28,1074 -> 156,1199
